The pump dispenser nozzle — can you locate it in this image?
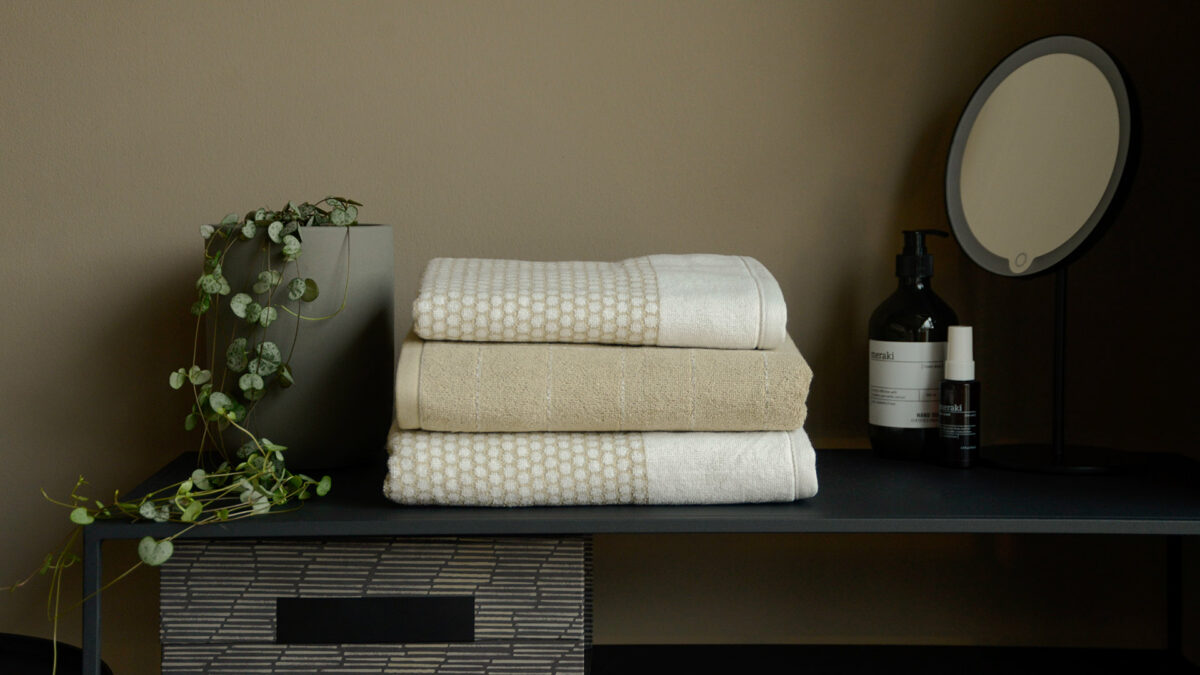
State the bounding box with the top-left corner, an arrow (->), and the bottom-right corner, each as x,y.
945,326 -> 975,381
897,229 -> 949,278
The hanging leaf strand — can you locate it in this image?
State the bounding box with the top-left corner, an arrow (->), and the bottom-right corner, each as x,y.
11,198 -> 362,667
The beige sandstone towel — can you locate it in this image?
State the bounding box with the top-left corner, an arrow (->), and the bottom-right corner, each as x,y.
383,425 -> 818,506
395,332 -> 812,432
411,254 -> 788,349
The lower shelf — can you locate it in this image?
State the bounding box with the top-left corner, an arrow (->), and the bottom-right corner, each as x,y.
589,645 -> 1198,675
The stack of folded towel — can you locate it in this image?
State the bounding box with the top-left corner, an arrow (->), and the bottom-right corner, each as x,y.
383,254 -> 818,507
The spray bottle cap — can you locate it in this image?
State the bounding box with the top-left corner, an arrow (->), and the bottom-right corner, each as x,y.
945,325 -> 975,381
897,229 -> 948,278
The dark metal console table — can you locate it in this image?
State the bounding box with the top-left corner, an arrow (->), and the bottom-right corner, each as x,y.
80,449 -> 1200,674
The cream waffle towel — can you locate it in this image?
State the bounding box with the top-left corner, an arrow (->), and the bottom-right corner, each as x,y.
395,332 -> 812,432
412,254 -> 788,350
383,426 -> 818,506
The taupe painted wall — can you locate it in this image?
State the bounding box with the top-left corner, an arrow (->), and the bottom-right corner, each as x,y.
1,1 -> 1196,672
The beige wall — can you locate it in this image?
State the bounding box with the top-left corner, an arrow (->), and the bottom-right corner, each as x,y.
1,1 -> 1196,672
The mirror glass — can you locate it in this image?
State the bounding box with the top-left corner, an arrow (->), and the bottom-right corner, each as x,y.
946,36 -> 1132,277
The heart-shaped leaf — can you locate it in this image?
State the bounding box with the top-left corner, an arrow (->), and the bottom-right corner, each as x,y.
69,507 -> 94,525
138,501 -> 157,520
301,278 -> 319,303
316,475 -> 332,497
239,373 -> 264,392
200,224 -> 215,239
252,270 -> 282,294
198,274 -> 223,294
249,343 -> 281,374
240,221 -> 256,239
267,220 -> 284,243
220,213 -> 239,226
191,469 -> 211,491
244,302 -> 262,324
169,369 -> 187,390
226,337 -> 249,372
282,234 -> 301,260
184,413 -> 200,431
256,341 -> 281,364
180,501 -> 202,522
138,536 -> 174,566
188,366 -> 211,386
258,305 -> 278,327
287,278 -> 306,301
230,293 -> 252,318
209,391 -> 233,414
250,495 -> 270,515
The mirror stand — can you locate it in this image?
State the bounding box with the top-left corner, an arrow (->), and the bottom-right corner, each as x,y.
981,266 -> 1145,474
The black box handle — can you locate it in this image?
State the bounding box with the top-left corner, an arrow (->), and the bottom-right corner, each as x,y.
275,596 -> 475,644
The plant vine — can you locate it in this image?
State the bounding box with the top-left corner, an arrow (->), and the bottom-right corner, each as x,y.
5,197 -> 363,669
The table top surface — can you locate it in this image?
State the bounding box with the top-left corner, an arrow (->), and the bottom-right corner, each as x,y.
87,449 -> 1200,541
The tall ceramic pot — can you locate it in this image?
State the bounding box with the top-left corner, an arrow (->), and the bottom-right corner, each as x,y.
210,224 -> 394,471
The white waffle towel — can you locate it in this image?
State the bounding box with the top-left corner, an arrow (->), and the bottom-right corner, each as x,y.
412,254 -> 788,350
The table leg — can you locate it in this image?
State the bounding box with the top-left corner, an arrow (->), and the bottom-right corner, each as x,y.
81,528 -> 102,675
1167,535 -> 1182,657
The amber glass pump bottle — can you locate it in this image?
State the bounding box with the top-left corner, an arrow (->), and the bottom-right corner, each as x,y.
868,230 -> 958,460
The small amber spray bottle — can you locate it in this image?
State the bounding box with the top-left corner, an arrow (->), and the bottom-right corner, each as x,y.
939,326 -> 980,468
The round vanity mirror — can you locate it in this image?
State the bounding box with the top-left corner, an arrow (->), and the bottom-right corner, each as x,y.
946,36 -> 1134,277
945,36 -> 1140,473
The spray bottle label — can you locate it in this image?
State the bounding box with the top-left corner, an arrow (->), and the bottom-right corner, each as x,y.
868,339 -> 946,428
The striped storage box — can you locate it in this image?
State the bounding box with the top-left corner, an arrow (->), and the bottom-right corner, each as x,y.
159,536 -> 592,673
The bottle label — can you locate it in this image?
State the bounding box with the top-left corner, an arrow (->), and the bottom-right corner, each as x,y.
939,405 -> 979,448
868,340 -> 946,428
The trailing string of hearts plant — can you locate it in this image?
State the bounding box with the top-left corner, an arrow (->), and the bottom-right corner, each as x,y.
6,197 -> 361,669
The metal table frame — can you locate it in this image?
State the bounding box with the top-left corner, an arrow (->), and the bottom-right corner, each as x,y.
80,449 -> 1200,674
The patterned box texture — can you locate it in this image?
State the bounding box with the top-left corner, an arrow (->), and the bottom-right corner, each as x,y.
160,536 -> 592,673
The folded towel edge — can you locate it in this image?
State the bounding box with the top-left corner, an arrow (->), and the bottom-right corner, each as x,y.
741,256 -> 788,350
395,331 -> 424,429
790,428 -> 819,500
